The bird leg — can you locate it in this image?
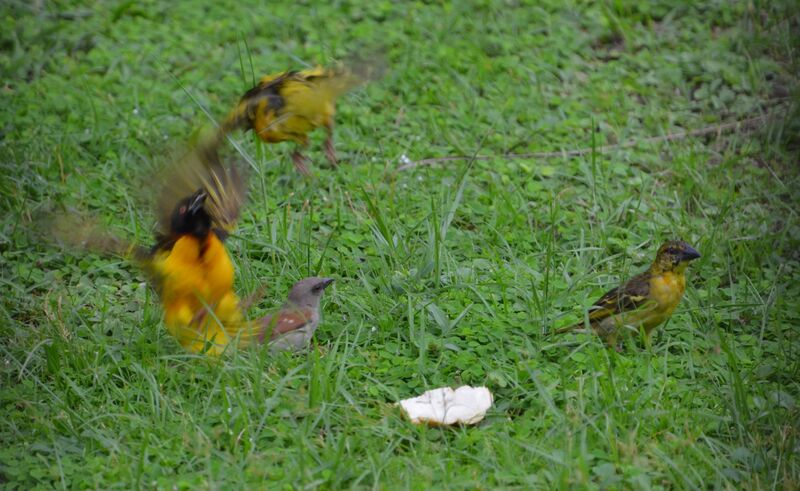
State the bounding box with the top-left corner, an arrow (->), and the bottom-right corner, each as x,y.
190,307 -> 209,328
324,123 -> 337,167
291,149 -> 312,177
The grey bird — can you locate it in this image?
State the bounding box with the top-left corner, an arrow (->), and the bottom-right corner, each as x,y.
256,277 -> 334,352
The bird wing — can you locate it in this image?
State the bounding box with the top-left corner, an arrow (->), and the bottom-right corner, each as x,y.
222,71 -> 292,133
585,271 -> 654,323
43,210 -> 169,294
46,212 -> 142,257
278,66 -> 371,128
554,270 -> 654,334
291,67 -> 363,105
256,306 -> 315,343
300,52 -> 386,99
154,142 -> 246,239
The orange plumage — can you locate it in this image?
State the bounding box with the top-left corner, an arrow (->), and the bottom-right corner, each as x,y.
152,225 -> 243,355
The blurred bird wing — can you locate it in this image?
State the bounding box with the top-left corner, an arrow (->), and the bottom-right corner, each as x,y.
200,145 -> 246,235
264,65 -> 369,118
155,142 -> 247,237
223,71 -> 292,132
44,210 -> 165,288
308,50 -> 387,96
47,212 -> 135,256
281,67 -> 366,118
46,211 -> 152,265
297,67 -> 360,97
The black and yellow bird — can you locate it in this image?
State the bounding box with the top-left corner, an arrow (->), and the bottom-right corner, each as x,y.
220,65 -> 368,175
149,190 -> 243,354
138,142 -> 251,354
49,144 -> 249,355
557,240 -> 701,346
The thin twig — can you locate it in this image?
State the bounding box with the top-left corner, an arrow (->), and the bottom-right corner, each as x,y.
396,114 -> 771,171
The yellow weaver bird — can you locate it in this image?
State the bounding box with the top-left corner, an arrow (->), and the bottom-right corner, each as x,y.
221,65 -> 368,175
49,144 -> 249,355
556,240 -> 701,347
146,144 -> 250,354
149,190 -> 243,355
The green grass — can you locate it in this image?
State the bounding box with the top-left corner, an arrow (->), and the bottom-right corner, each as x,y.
2,0 -> 799,488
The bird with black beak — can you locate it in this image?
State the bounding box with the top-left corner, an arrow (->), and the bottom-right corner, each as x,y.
556,239 -> 701,347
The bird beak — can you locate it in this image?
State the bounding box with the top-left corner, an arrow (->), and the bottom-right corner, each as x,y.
188,191 -> 208,213
681,245 -> 701,261
320,278 -> 335,289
